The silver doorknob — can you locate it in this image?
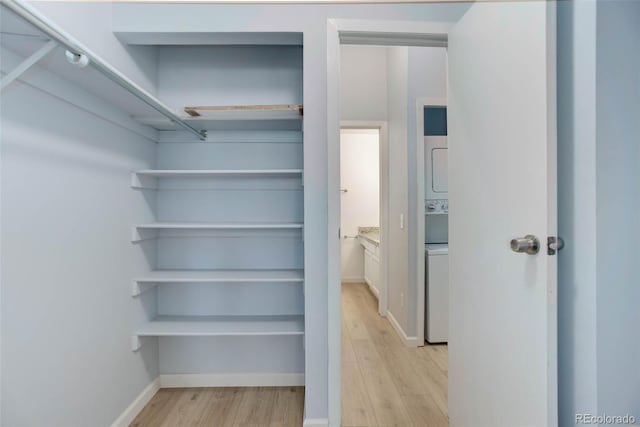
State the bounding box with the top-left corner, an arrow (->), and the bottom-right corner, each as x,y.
510,235 -> 540,255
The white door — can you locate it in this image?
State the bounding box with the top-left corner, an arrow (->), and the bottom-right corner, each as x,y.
447,2 -> 557,426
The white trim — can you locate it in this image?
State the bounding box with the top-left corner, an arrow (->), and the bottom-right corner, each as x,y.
159,373 -> 304,388
334,19 -> 453,37
341,276 -> 365,283
415,96 -> 447,347
110,378 -> 160,427
327,18 -> 342,427
364,280 -> 380,299
386,310 -> 421,347
303,418 -> 330,427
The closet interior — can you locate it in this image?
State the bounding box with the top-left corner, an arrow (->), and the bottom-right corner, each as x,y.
1,0 -> 305,389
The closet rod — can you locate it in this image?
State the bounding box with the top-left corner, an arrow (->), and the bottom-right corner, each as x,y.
2,0 -> 207,141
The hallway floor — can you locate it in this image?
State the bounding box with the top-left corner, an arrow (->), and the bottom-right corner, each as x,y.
341,282 -> 449,427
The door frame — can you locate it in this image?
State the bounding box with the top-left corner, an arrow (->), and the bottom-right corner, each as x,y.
340,121 -> 389,317
327,18 -> 453,426
416,96 -> 447,345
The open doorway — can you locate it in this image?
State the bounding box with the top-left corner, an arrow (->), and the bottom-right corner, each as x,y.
338,45 -> 449,426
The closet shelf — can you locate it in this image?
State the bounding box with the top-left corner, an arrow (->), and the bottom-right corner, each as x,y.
131,269 -> 304,296
135,269 -> 304,283
131,222 -> 303,242
135,222 -> 303,230
134,104 -> 303,132
135,315 -> 305,338
133,169 -> 303,178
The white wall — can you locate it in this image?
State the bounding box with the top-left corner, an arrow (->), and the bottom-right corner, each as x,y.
385,46 -> 410,330
340,46 -> 387,121
154,45 -> 305,376
1,46 -> 158,426
384,46 -> 447,336
340,129 -> 380,282
406,47 -> 447,336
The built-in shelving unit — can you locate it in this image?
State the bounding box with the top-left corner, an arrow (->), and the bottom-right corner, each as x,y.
128,43 -> 304,384
130,100 -> 305,370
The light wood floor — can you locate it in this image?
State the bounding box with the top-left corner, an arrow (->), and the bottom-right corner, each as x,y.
130,282 -> 447,426
130,387 -> 304,426
341,283 -> 448,427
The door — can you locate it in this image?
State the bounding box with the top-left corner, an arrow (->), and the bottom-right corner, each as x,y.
447,2 -> 557,426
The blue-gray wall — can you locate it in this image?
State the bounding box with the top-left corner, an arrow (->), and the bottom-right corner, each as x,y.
558,0 -> 640,425
594,0 -> 640,420
557,1 -> 599,425
1,45 -> 158,426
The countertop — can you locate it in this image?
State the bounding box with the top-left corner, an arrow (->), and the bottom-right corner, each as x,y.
358,226 -> 380,246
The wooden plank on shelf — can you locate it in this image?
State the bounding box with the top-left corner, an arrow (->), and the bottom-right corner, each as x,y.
184,104 -> 303,117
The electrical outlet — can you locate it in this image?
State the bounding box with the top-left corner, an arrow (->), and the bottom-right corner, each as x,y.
400,213 -> 405,229
401,292 -> 405,307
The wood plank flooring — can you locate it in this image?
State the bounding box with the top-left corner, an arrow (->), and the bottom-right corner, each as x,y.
130,387 -> 304,427
341,283 -> 448,427
130,282 -> 447,426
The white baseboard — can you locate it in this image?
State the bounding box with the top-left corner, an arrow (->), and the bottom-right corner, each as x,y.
386,310 -> 421,347
341,277 -> 364,284
110,377 -> 160,427
364,281 -> 380,299
303,418 -> 329,426
159,373 -> 305,388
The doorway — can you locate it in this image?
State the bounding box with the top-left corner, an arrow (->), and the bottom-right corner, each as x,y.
338,43 -> 449,426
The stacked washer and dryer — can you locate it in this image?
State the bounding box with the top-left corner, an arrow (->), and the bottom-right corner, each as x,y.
424,106 -> 449,344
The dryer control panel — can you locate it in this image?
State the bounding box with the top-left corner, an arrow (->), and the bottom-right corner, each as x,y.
426,199 -> 448,214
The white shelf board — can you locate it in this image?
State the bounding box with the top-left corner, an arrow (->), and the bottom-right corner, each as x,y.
135,222 -> 303,230
134,169 -> 303,178
131,269 -> 304,296
131,222 -> 303,242
136,315 -> 304,337
135,269 -> 304,283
